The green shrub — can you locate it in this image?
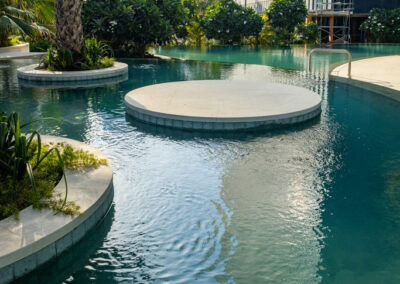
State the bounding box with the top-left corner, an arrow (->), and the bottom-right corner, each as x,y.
266,0 -> 308,44
360,8 -> 400,43
0,112 -> 107,220
81,37 -> 114,70
40,45 -> 75,71
186,19 -> 205,46
39,38 -> 114,71
295,22 -> 320,44
82,0 -> 187,57
201,0 -> 263,44
29,39 -> 51,52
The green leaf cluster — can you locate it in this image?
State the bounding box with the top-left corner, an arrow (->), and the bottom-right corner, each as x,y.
0,0 -> 51,46
360,8 -> 400,43
201,0 -> 263,44
0,112 -> 107,220
266,0 -> 308,43
40,37 -> 114,71
82,0 -> 187,57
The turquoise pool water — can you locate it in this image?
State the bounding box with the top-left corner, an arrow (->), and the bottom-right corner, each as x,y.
1,58 -> 400,283
156,44 -> 400,70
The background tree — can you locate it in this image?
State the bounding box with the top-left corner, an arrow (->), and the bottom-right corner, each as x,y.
82,0 -> 186,57
266,0 -> 307,44
295,22 -> 320,44
201,0 -> 263,44
360,8 -> 400,43
55,0 -> 83,53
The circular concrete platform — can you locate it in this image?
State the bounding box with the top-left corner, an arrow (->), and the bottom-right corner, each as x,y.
125,80 -> 322,131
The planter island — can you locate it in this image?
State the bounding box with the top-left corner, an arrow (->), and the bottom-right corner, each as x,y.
17,61 -> 128,82
0,136 -> 114,284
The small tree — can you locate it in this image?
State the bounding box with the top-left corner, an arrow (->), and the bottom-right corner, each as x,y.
266,0 -> 307,44
201,0 -> 263,44
82,0 -> 186,57
295,22 -> 320,44
360,8 -> 400,43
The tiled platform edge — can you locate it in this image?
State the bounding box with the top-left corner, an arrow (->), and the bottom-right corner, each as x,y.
0,136 -> 113,284
17,61 -> 128,82
126,103 -> 322,131
0,43 -> 29,54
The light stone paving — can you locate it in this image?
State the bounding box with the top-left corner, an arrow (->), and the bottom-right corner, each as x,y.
331,55 -> 400,97
125,80 -> 322,130
17,61 -> 128,82
0,136 -> 113,284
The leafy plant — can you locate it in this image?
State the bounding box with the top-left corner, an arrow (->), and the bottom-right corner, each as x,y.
39,38 -> 114,71
360,8 -> 400,43
82,0 -> 187,57
81,36 -> 113,70
39,45 -> 75,71
0,112 -> 107,220
186,19 -> 205,46
29,39 -> 51,51
201,0 -> 263,44
266,0 -> 308,44
295,22 -> 320,44
0,0 -> 50,46
0,112 -> 69,217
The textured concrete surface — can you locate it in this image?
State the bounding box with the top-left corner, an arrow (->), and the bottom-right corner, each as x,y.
331,55 -> 400,92
125,80 -> 321,130
0,52 -> 45,61
0,43 -> 29,54
0,136 -> 113,283
17,62 -> 128,81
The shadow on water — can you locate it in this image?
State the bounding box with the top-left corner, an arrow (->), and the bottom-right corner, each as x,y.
125,113 -> 322,142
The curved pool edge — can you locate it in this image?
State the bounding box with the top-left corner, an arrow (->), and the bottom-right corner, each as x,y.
125,80 -> 322,131
17,62 -> 128,82
0,136 -> 114,284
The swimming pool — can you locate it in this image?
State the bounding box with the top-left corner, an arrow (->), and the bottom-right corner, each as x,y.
1,57 -> 400,283
156,44 -> 400,71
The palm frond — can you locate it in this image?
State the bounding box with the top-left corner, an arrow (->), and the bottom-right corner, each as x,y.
0,15 -> 25,36
5,6 -> 35,21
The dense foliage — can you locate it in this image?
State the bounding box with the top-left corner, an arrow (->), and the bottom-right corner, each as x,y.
295,22 -> 320,44
40,37 -> 114,71
201,0 -> 263,44
82,0 -> 187,56
266,0 -> 308,43
0,0 -> 51,46
0,112 -> 106,220
360,8 -> 400,43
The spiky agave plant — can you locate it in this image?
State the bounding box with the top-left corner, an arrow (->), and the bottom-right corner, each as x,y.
0,112 -> 69,209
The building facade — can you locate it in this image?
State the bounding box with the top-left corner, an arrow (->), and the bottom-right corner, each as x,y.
236,0 -> 400,43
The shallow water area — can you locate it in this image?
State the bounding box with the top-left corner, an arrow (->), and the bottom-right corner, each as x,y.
1,57 -> 400,283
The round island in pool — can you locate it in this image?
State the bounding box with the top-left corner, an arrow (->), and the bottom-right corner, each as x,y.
125,80 -> 322,131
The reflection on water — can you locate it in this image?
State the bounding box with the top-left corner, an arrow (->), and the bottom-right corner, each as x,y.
157,44 -> 400,71
1,58 -> 400,283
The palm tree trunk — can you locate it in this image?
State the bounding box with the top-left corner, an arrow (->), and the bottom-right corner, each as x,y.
55,0 -> 83,53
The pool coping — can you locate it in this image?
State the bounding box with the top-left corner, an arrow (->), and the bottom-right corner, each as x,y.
0,136 -> 114,284
328,55 -> 400,102
125,80 -> 322,131
0,43 -> 29,54
17,61 -> 128,82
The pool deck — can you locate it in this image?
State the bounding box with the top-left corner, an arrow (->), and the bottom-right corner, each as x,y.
331,55 -> 400,100
0,52 -> 45,61
125,80 -> 322,131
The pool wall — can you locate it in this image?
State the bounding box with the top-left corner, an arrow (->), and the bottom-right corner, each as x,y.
0,137 -> 114,284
